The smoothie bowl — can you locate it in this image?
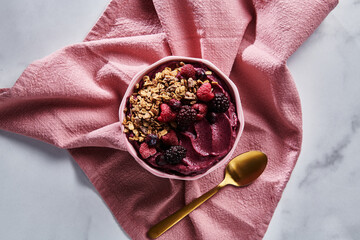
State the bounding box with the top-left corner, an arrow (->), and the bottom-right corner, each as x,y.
119,56 -> 244,180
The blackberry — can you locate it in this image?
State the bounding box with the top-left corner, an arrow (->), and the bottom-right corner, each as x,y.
164,146 -> 187,165
176,105 -> 197,127
209,93 -> 230,113
145,134 -> 158,146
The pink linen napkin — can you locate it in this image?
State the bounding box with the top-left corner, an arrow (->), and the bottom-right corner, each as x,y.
0,0 -> 338,239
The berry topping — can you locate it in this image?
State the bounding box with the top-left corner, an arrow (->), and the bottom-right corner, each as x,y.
209,93 -> 230,113
168,99 -> 182,111
176,71 -> 183,79
164,146 -> 187,165
206,112 -> 217,124
180,64 -> 196,79
176,105 -> 197,127
157,103 -> 177,122
155,154 -> 167,166
145,134 -> 158,146
139,142 -> 157,159
192,103 -> 208,120
195,68 -> 207,80
161,130 -> 179,146
196,82 -> 214,102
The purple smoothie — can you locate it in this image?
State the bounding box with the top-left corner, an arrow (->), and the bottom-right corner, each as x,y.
123,61 -> 239,176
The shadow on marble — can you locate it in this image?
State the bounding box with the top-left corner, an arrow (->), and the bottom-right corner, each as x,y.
0,129 -> 96,191
0,130 -> 66,159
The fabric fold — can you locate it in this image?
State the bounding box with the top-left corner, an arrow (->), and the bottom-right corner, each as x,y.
0,35 -> 171,149
152,0 -> 253,75
0,0 -> 338,239
85,0 -> 163,41
252,0 -> 339,61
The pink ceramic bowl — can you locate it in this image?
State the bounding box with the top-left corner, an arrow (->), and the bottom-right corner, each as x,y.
119,56 -> 244,180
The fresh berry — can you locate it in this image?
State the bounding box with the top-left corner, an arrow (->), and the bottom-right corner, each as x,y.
139,142 -> 157,159
196,82 -> 214,102
168,99 -> 182,111
206,112 -> 217,124
195,68 -> 207,80
192,103 -> 208,120
209,93 -> 230,113
157,103 -> 177,122
164,146 -> 187,165
176,71 -> 183,79
161,130 -> 179,146
145,134 -> 158,146
180,64 -> 196,79
176,105 -> 197,127
155,154 -> 167,166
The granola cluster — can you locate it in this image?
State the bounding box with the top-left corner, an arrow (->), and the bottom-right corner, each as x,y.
122,62 -> 214,142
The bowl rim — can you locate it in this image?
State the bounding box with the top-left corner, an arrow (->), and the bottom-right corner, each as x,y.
119,56 -> 245,180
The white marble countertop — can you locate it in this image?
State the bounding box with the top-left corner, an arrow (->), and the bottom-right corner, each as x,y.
1,1 -> 359,239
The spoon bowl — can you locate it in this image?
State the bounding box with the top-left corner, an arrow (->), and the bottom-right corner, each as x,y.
223,151 -> 268,187
147,150 -> 268,239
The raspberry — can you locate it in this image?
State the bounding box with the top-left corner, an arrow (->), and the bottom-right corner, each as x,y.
196,82 -> 214,102
192,103 -> 208,120
176,71 -> 183,79
157,103 -> 177,122
180,64 -> 196,79
139,142 -> 157,159
164,146 -> 187,164
209,93 -> 230,113
145,134 -> 158,146
161,130 -> 179,146
176,105 -> 197,127
168,99 -> 182,111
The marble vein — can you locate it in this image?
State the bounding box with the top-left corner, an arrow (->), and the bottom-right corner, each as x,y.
299,115 -> 360,188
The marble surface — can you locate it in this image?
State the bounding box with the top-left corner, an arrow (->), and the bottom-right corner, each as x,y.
0,1 -> 359,239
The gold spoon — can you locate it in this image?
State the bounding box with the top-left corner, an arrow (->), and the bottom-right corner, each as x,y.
147,150 -> 268,239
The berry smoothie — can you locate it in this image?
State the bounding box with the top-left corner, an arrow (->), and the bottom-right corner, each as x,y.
122,61 -> 239,176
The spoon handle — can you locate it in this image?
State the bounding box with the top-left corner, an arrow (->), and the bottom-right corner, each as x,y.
147,184 -> 224,239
